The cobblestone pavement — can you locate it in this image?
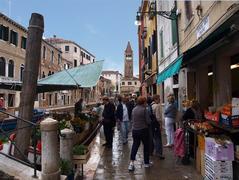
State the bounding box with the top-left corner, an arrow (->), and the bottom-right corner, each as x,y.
93,129 -> 203,180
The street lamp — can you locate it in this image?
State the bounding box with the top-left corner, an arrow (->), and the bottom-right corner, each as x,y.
135,2 -> 177,26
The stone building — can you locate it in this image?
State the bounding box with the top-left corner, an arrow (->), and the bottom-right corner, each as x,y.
46,37 -> 95,66
156,0 -> 179,104
102,70 -> 122,95
120,42 -> 140,96
137,0 -> 158,97
177,1 -> 239,110
0,12 -> 27,112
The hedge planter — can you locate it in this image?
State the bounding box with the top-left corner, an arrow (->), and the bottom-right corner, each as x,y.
73,150 -> 90,165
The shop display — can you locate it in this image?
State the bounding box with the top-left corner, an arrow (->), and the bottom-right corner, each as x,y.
205,154 -> 233,180
205,136 -> 234,161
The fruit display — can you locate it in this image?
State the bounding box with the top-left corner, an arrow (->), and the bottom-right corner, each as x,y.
189,121 -> 218,133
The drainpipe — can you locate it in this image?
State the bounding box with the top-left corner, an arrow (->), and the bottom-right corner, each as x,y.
155,0 -> 159,95
175,0 -> 180,56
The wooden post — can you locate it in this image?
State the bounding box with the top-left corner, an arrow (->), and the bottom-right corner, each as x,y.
14,13 -> 44,159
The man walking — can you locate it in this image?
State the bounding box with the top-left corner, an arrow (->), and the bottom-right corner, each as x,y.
102,97 -> 115,148
116,96 -> 130,144
151,95 -> 165,159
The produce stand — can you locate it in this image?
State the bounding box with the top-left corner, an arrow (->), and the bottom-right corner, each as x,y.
183,98 -> 239,179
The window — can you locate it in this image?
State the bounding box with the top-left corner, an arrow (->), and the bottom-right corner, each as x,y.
0,57 -> 6,76
21,36 -> 27,49
74,47 -> 77,53
122,82 -> 125,85
185,0 -> 193,22
128,82 -> 132,85
171,19 -> 177,45
43,46 -> 46,59
10,30 -> 18,46
51,51 -> 54,63
67,96 -> 70,105
58,54 -> 61,64
0,25 -> 9,41
42,93 -> 45,99
42,71 -> 45,78
65,46 -> 69,52
48,71 -> 51,76
20,64 -> 24,81
8,60 -> 14,78
152,30 -> 157,54
135,82 -> 137,85
160,30 -> 164,58
8,94 -> 15,107
55,93 -> 57,105
74,59 -> 77,67
49,94 -> 52,106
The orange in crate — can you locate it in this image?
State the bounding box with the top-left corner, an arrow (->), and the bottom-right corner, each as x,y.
198,135 -> 205,150
204,111 -> 220,122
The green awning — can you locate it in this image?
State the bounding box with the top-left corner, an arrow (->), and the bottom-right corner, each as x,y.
38,60 -> 104,90
157,55 -> 183,84
0,61 -> 104,93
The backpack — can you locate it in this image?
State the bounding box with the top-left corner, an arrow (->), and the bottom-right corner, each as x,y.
148,105 -> 160,131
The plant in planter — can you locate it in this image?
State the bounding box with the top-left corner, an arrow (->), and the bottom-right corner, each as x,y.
60,159 -> 74,180
73,145 -> 90,165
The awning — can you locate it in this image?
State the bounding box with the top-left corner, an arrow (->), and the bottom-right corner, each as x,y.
182,10 -> 239,66
156,55 -> 183,84
0,60 -> 104,93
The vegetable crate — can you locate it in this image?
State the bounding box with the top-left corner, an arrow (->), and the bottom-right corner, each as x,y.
220,114 -> 239,128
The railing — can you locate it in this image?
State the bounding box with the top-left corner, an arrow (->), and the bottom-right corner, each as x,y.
0,109 -> 41,178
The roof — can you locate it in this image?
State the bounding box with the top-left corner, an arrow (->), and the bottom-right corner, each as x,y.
38,60 -> 103,88
0,61 -> 104,93
125,41 -> 133,53
46,37 -> 95,58
0,12 -> 27,33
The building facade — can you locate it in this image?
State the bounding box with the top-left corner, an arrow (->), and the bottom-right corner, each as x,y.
137,0 -> 158,96
177,1 -> 239,110
102,70 -> 122,95
46,36 -> 95,67
121,42 -> 140,96
156,0 -> 179,104
0,12 -> 27,112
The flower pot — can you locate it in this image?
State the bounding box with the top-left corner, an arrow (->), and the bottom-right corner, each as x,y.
73,150 -> 90,165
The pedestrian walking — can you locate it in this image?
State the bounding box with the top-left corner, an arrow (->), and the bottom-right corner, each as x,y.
164,95 -> 177,148
146,96 -> 154,156
151,95 -> 165,159
128,96 -> 151,171
102,96 -> 115,148
116,96 -> 130,144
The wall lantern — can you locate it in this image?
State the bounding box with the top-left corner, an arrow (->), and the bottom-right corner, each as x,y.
135,2 -> 177,26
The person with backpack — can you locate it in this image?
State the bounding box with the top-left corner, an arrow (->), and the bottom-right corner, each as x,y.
151,95 -> 165,159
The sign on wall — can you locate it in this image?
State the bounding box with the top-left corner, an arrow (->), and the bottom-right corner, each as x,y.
196,16 -> 209,39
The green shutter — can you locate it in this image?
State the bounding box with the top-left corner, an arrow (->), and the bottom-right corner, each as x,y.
171,19 -> 177,45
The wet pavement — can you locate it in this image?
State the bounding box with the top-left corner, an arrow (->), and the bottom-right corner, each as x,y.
91,128 -> 203,180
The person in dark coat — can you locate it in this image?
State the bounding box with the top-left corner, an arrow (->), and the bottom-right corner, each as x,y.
102,96 -> 115,148
75,98 -> 83,117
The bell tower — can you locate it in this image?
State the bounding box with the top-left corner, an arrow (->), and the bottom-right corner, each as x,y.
124,41 -> 133,78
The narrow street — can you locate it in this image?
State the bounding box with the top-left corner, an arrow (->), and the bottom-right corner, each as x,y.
91,129 -> 202,180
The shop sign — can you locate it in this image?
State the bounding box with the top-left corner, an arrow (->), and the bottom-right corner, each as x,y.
196,16 -> 209,39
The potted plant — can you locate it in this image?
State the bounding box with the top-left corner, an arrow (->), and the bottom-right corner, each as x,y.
60,159 -> 74,180
73,145 -> 90,165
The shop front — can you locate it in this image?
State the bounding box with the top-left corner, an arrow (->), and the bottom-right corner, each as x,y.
177,10 -> 239,179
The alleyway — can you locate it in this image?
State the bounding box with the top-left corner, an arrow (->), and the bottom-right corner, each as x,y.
92,129 -> 202,180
